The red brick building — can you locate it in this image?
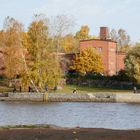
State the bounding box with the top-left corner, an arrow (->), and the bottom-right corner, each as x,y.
80,27 -> 126,75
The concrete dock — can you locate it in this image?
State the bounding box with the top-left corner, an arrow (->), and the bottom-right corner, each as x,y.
1,92 -> 140,103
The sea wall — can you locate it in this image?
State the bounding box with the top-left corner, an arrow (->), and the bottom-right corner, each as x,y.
4,92 -> 140,103
47,93 -> 116,102
7,92 -> 116,102
0,91 -> 138,103
8,92 -> 44,102
116,93 -> 140,103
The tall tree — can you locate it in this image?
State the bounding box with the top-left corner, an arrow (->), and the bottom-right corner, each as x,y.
26,15 -> 50,89
26,14 -> 67,90
110,28 -> 130,51
118,29 -> 130,48
2,17 -> 24,83
110,29 -> 118,42
71,47 -> 104,74
125,43 -> 140,83
49,15 -> 75,88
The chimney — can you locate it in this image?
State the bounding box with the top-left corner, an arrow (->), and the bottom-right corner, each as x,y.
100,27 -> 109,40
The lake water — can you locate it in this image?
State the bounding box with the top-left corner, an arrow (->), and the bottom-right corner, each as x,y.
0,102 -> 140,129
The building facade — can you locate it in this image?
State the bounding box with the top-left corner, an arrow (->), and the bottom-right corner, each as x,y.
80,27 -> 126,75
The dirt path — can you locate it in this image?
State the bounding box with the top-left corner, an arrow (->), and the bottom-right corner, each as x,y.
0,128 -> 140,140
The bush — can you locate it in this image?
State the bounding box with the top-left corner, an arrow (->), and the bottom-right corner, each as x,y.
66,70 -> 130,82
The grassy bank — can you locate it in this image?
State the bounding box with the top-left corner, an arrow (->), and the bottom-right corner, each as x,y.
55,85 -> 132,93
0,79 -> 132,93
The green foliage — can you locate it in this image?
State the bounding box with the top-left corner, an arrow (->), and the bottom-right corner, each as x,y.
71,47 -> 104,74
125,44 -> 140,83
67,70 -> 129,82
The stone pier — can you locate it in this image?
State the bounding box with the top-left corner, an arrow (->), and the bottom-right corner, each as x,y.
0,92 -> 138,103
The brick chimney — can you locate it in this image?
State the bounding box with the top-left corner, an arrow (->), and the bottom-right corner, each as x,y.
100,27 -> 109,40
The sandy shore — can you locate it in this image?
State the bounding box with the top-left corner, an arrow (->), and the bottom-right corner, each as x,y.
0,127 -> 140,140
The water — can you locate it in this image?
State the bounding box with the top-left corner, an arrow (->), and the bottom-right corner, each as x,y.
0,102 -> 140,129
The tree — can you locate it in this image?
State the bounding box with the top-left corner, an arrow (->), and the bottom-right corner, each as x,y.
118,29 -> 130,48
75,25 -> 90,40
110,28 -> 130,52
49,15 -> 75,88
0,31 -> 5,47
21,32 -> 30,49
71,47 -> 104,74
1,17 -> 41,91
2,17 -> 24,83
61,34 -> 79,53
50,15 -> 74,37
124,43 -> 140,83
110,29 -> 118,42
26,15 -> 52,90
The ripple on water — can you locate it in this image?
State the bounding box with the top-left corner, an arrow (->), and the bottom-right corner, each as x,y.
0,102 -> 140,129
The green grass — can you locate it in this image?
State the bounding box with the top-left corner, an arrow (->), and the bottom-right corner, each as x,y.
0,78 -> 132,93
55,85 -> 132,93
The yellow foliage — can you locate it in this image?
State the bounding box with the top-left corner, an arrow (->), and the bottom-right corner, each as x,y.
2,17 -> 25,79
21,32 -> 30,49
61,34 -> 79,53
72,47 -> 104,74
75,25 -> 90,40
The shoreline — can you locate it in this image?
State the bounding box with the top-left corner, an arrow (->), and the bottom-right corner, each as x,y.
0,125 -> 140,140
0,124 -> 140,130
1,92 -> 140,103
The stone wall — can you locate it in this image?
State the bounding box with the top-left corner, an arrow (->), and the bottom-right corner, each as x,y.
48,93 -> 116,102
5,92 -> 140,103
8,92 -> 116,102
8,93 -> 44,102
116,93 -> 140,103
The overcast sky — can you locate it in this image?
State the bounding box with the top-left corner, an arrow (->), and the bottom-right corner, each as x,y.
0,0 -> 140,42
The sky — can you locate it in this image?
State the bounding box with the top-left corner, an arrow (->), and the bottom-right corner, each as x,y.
0,0 -> 140,42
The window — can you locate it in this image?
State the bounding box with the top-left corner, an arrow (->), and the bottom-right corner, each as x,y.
98,47 -> 102,52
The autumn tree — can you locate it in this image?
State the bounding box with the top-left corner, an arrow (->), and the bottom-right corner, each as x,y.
21,32 -> 30,49
0,31 -> 5,47
110,28 -> 130,52
25,15 -> 52,90
2,17 -> 24,84
71,47 -> 104,74
125,43 -> 140,84
75,25 -> 90,40
61,34 -> 79,53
